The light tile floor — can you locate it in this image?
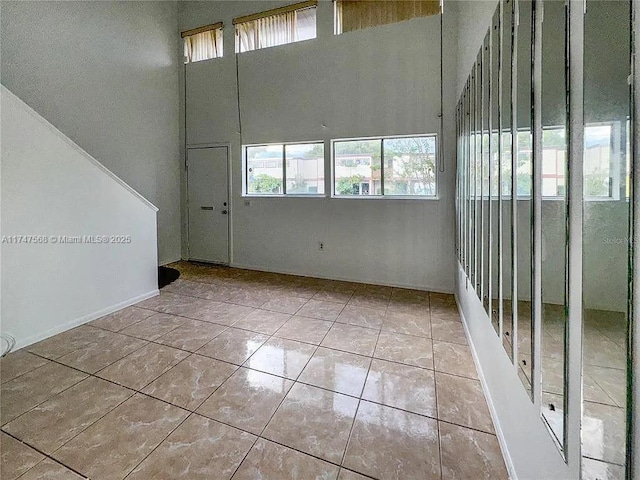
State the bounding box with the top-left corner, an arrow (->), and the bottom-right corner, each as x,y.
1,261 -> 508,480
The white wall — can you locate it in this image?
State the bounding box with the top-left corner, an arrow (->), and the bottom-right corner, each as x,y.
0,87 -> 159,349
455,0 -> 498,98
180,0 -> 458,291
0,1 -> 181,265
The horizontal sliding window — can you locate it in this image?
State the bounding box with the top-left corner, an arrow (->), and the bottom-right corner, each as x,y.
335,0 -> 441,34
234,0 -> 317,53
182,23 -> 223,63
245,142 -> 324,195
333,135 -> 437,197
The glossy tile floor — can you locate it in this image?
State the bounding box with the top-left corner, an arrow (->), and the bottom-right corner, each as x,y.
1,262 -> 508,480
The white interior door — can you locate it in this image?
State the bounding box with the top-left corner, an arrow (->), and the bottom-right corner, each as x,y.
187,147 -> 229,264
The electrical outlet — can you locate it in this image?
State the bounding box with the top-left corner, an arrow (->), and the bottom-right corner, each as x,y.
318,241 -> 325,251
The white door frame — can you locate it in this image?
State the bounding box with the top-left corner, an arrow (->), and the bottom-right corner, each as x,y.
185,142 -> 232,265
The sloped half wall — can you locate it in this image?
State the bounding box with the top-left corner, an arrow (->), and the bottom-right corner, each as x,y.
1,86 -> 159,349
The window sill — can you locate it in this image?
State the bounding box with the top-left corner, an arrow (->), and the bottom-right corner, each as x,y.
331,195 -> 440,201
243,194 -> 327,198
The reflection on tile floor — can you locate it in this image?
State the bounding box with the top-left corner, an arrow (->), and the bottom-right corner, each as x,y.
503,299 -> 628,478
0,261 -> 508,480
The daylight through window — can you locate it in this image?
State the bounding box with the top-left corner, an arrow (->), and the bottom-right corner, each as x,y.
182,23 -> 223,63
333,136 -> 437,197
234,1 -> 317,53
245,143 -> 324,195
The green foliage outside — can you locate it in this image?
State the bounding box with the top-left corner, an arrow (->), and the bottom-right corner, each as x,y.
249,174 -> 281,194
334,137 -> 436,195
336,174 -> 365,195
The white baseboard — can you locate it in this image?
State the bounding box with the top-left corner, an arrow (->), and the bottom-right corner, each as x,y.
455,293 -> 517,480
229,262 -> 454,294
11,289 -> 159,351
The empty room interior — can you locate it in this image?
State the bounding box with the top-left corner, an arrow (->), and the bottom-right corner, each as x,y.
0,0 -> 638,479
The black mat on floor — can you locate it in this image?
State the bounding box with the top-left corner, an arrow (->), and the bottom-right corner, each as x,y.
158,266 -> 180,289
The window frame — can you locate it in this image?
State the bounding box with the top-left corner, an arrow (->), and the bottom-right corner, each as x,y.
508,123 -> 625,202
333,0 -> 441,35
331,134 -> 439,199
182,23 -> 224,63
234,0 -> 318,54
243,141 -> 326,197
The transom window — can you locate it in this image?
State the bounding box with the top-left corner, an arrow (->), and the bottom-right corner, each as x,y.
234,0 -> 317,53
334,0 -> 441,34
333,135 -> 438,197
182,23 -> 223,63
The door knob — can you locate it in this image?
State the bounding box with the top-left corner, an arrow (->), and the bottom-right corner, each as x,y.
221,210 -> 228,214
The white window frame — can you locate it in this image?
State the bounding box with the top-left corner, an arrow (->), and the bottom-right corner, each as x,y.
508,123 -> 625,201
243,141 -> 325,197
331,134 -> 439,199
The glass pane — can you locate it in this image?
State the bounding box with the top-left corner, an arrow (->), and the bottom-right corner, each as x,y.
246,145 -> 283,195
458,108 -> 463,262
482,33 -> 491,317
541,128 -> 566,197
490,8 -> 501,335
334,140 -> 381,196
383,136 -> 437,196
540,0 -> 568,450
475,52 -> 483,293
465,81 -> 472,276
516,0 -> 533,397
582,0 -> 630,476
285,143 -> 325,195
584,124 -> 613,198
296,7 -> 317,42
501,0 -> 514,359
470,64 -> 478,288
236,6 -> 317,53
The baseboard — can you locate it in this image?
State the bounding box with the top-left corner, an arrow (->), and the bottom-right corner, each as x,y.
11,289 -> 159,351
159,257 -> 181,267
454,293 -> 518,480
229,262 -> 454,294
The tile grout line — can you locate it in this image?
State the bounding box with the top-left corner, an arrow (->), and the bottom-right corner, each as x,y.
2,430 -> 90,479
430,295 -> 446,480
337,291 -> 391,469
226,294 -> 346,480
120,407 -> 194,480
21,317 -> 481,411
0,364 -> 92,430
338,332 -> 380,469
246,304 -> 348,474
8,267 -> 463,479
